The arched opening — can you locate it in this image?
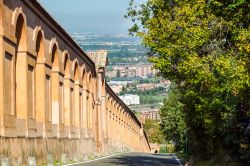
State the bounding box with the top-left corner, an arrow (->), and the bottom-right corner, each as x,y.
62,53 -> 70,125
73,61 -> 80,127
112,101 -> 116,141
63,54 -> 70,77
15,14 -> 27,119
74,62 -> 79,81
51,45 -> 58,67
81,69 -> 87,129
36,32 -> 44,58
82,69 -> 86,87
35,31 -> 45,122
87,74 -> 93,131
85,73 -> 90,129
51,44 -> 60,124
63,53 -> 73,128
15,14 -> 26,52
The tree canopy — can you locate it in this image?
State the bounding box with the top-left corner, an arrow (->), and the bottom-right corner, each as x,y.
144,118 -> 165,144
160,84 -> 186,151
126,0 -> 250,164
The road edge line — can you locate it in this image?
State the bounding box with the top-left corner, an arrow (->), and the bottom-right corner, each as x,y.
63,152 -> 124,166
174,154 -> 183,166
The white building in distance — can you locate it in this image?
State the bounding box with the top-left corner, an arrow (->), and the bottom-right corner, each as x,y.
119,94 -> 140,105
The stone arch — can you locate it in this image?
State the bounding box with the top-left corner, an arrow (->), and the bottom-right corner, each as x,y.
116,104 -> 120,122
15,13 -> 27,52
110,98 -> 113,106
86,72 -> 92,127
49,38 -> 59,68
62,51 -> 70,77
81,66 -> 87,87
114,101 -> 118,120
118,107 -> 122,125
79,65 -> 87,129
107,95 -> 111,111
33,26 -> 42,41
88,73 -> 93,92
111,99 -> 114,110
15,12 -> 28,119
35,30 -> 44,58
62,51 -> 73,128
72,60 -> 80,128
50,39 -> 60,125
101,76 -> 105,98
72,60 -> 80,81
12,7 -> 27,43
51,45 -> 58,67
88,73 -> 95,131
113,100 -> 117,111
34,28 -> 45,123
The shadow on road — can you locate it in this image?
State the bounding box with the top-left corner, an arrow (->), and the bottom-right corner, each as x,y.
102,153 -> 181,166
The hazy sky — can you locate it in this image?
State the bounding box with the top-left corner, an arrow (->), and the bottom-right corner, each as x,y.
39,0 -> 134,34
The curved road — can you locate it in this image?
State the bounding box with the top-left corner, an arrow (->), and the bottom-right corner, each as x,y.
71,153 -> 184,166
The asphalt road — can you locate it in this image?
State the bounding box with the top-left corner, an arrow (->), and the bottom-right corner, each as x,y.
71,153 -> 184,166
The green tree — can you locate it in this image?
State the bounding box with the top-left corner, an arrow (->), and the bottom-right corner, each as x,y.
160,85 -> 186,152
126,0 -> 250,164
144,119 -> 164,144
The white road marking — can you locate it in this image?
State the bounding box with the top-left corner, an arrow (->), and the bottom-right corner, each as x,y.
174,155 -> 183,166
63,153 -> 123,166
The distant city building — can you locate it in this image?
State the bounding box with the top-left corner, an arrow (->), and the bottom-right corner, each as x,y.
106,70 -> 117,78
106,63 -> 158,79
137,83 -> 156,91
127,67 -> 137,78
109,81 -> 133,86
140,108 -> 161,124
115,63 -> 131,67
110,84 -> 123,94
119,94 -> 140,105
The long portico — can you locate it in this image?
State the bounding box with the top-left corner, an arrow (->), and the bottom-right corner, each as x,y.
0,0 -> 150,164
